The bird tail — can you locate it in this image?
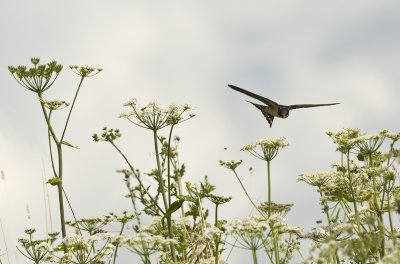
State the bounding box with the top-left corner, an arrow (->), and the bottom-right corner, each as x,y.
246,100 -> 264,110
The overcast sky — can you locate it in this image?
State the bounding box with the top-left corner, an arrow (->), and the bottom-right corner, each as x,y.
1,1 -> 400,263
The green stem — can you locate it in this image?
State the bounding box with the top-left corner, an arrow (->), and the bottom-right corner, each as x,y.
61,188 -> 82,236
232,171 -> 264,216
109,141 -> 164,214
112,222 -> 126,264
346,151 -> 358,215
153,129 -> 176,261
38,96 -> 66,238
266,160 -> 279,264
272,228 -> 279,264
251,247 -> 258,264
125,179 -> 142,227
61,76 -> 85,141
56,143 -> 67,239
153,129 -> 168,210
215,204 -> 220,264
267,161 -> 271,217
167,125 -> 174,207
318,188 -> 340,264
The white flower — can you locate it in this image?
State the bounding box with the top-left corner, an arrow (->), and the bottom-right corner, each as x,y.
88,235 -> 100,243
64,233 -> 85,246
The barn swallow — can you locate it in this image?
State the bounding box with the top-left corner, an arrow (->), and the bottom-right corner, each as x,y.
228,84 -> 340,127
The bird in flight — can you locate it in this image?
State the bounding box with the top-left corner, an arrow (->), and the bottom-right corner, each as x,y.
228,84 -> 340,127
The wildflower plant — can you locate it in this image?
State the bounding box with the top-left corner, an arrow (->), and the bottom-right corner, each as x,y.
300,128 -> 400,263
10,58 -> 400,264
8,58 -> 102,239
16,229 -> 57,264
221,137 -> 297,264
95,100 -> 233,263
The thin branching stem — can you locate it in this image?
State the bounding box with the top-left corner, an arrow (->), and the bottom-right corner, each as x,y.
61,76 -> 85,141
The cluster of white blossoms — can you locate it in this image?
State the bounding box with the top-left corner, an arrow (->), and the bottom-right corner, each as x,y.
347,206 -> 373,224
125,232 -> 177,247
298,171 -> 336,187
327,128 -> 400,154
241,137 -> 289,161
49,233 -> 115,263
326,128 -> 363,153
307,223 -> 354,242
63,233 -> 86,247
227,215 -> 269,237
120,99 -> 195,130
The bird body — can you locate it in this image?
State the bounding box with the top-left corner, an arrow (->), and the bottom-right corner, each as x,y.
228,84 -> 339,127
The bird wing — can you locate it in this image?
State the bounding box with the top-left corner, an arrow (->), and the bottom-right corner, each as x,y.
248,101 -> 274,127
228,84 -> 278,110
289,103 -> 340,110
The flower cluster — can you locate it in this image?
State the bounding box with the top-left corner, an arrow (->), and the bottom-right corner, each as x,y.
219,160 -> 242,171
258,202 -> 293,216
92,127 -> 122,143
227,215 -> 269,239
298,171 -> 335,188
122,231 -> 177,261
69,65 -> 102,77
17,229 -> 58,263
53,233 -> 115,263
241,137 -> 289,161
41,99 -> 70,111
8,58 -> 63,94
120,99 -> 195,130
66,216 -> 113,235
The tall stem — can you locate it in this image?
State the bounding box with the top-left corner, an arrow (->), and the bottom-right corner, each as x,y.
267,160 -> 279,264
251,247 -> 258,264
215,204 -> 220,264
56,144 -> 67,238
346,151 -> 358,215
167,125 -> 174,207
267,161 -> 271,217
112,222 -> 125,264
38,95 -> 66,238
153,129 -> 176,261
153,130 -> 168,210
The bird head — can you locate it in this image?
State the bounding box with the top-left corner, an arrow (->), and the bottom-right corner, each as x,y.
279,107 -> 290,118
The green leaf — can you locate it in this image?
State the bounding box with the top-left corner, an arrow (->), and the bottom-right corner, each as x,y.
47,177 -> 62,186
61,140 -> 79,149
163,199 -> 184,219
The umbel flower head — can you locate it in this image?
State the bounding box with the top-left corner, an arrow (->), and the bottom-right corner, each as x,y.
69,65 -> 102,77
120,99 -> 195,130
40,99 -> 70,111
219,160 -> 242,171
93,127 -> 122,143
326,128 -> 363,153
241,137 -> 289,161
8,58 -> 63,94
